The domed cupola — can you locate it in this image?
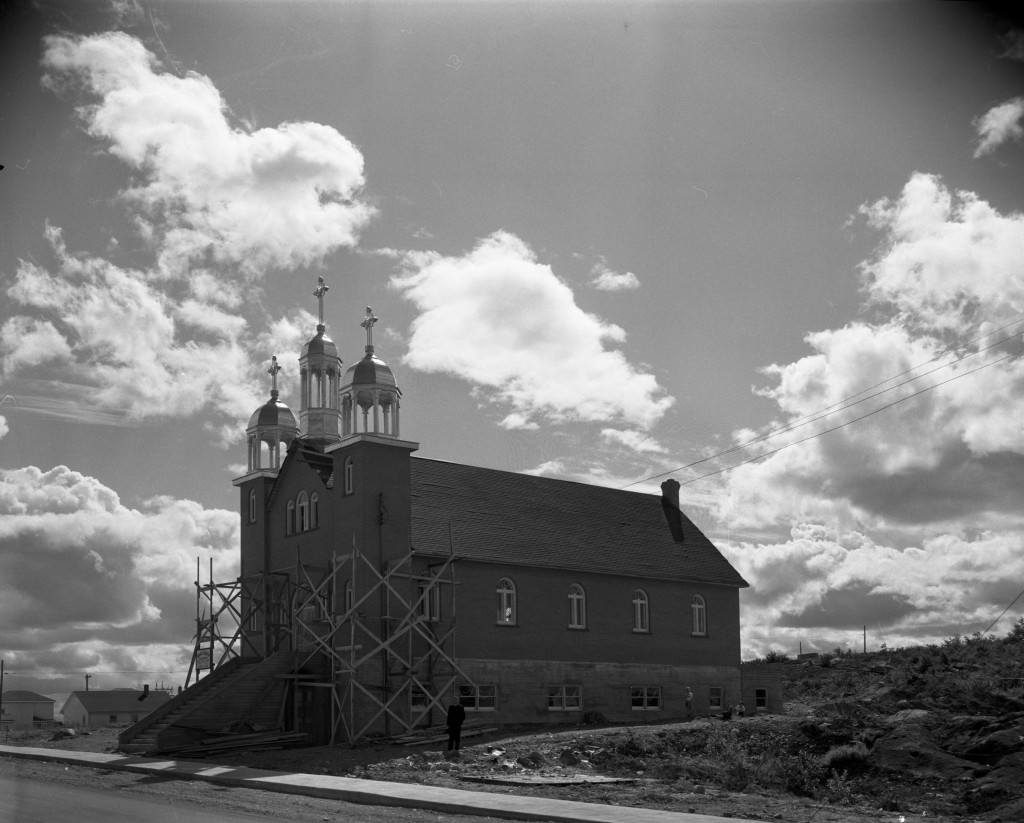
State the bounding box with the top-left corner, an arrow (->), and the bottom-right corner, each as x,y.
339,307 -> 401,438
298,277 -> 343,446
246,355 -> 299,472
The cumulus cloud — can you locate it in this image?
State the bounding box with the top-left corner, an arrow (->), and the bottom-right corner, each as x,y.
600,428 -> 667,454
1,31 -> 372,440
0,466 -> 237,680
41,31 -> 373,277
590,261 -> 640,292
2,225 -> 258,425
722,524 -> 1024,656
972,97 -> 1024,158
859,173 -> 1024,331
392,232 -> 674,430
706,172 -> 1024,655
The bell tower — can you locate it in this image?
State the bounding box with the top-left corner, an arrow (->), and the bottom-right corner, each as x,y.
299,276 -> 343,446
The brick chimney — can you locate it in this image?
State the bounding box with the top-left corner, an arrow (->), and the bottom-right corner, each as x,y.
661,479 -> 680,509
660,479 -> 684,543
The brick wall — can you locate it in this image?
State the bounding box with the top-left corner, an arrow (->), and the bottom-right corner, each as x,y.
454,658 -> 741,724
739,661 -> 784,714
450,561 -> 741,669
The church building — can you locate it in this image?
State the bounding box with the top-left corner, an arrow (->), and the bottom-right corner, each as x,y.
228,278 -> 751,744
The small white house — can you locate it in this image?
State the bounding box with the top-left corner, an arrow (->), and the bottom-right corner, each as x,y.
1,690 -> 55,731
61,690 -> 171,729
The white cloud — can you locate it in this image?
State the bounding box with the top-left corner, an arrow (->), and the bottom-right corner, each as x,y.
723,524 -> 1024,657
707,173 -> 1024,654
1,31 -> 372,443
392,231 -> 674,430
0,466 -> 237,679
600,428 -> 667,454
972,97 -> 1024,158
590,261 -> 640,292
41,31 -> 374,278
2,227 -> 259,426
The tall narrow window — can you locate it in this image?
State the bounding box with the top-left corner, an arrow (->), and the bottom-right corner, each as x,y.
633,589 -> 649,632
692,594 -> 707,636
496,577 -> 516,624
286,501 -> 295,535
416,581 -> 441,622
310,493 -> 319,529
248,489 -> 257,523
344,457 -> 354,495
568,583 -> 586,629
296,491 -> 309,532
344,580 -> 353,614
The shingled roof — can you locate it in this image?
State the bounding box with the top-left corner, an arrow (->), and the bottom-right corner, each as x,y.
409,458 -> 748,587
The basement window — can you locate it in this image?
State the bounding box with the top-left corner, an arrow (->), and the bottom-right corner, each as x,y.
547,684 -> 582,711
708,686 -> 723,710
631,686 -> 661,711
458,684 -> 497,711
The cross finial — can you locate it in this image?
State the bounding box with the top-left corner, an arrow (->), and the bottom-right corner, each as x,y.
268,355 -> 282,396
313,277 -> 329,327
360,306 -> 378,350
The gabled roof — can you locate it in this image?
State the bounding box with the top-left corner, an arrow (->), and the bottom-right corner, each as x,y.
1,690 -> 54,703
61,690 -> 172,714
409,458 -> 748,587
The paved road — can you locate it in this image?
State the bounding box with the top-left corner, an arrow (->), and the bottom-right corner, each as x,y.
0,774 -> 274,823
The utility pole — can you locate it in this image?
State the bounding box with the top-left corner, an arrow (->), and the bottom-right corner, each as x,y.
863,625 -> 867,654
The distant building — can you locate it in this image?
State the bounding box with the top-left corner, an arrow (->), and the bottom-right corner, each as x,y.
0,690 -> 55,730
61,690 -> 172,729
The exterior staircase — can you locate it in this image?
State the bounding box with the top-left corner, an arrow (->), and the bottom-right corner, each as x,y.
118,651 -> 303,754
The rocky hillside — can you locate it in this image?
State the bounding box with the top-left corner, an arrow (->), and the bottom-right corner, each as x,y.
773,620 -> 1024,820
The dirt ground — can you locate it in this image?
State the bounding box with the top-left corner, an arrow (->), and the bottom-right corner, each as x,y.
0,715 -> 985,823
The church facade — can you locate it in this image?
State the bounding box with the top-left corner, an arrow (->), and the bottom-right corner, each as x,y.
232,280 -> 750,741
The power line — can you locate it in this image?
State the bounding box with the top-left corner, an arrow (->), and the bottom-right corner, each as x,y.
981,586 -> 1024,636
675,348 -> 1018,487
623,320 -> 1024,489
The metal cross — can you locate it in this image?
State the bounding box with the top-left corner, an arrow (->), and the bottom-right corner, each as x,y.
267,355 -> 281,394
313,277 -> 329,326
360,306 -> 378,348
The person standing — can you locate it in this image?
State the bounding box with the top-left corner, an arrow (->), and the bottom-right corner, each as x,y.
684,687 -> 695,721
446,701 -> 466,751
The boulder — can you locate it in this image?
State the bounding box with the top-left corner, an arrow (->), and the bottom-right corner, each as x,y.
870,724 -> 977,779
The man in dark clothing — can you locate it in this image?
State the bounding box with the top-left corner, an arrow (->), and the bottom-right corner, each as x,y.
446,702 -> 466,751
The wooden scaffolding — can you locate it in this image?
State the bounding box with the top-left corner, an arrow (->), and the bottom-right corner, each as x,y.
187,544 -> 474,744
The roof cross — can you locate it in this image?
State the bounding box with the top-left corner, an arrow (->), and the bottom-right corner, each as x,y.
268,355 -> 281,396
313,277 -> 329,326
361,306 -> 378,350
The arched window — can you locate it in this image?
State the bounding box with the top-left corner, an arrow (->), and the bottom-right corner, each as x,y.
248,489 -> 257,523
691,594 -> 707,636
496,577 -> 516,625
286,500 -> 295,535
310,493 -> 319,529
296,491 -> 309,532
633,589 -> 649,633
344,457 -> 354,495
568,583 -> 586,629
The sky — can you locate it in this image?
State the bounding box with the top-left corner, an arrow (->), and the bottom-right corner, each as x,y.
1,0 -> 1024,695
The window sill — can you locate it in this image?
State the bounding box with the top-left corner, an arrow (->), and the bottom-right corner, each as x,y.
632,628 -> 650,634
